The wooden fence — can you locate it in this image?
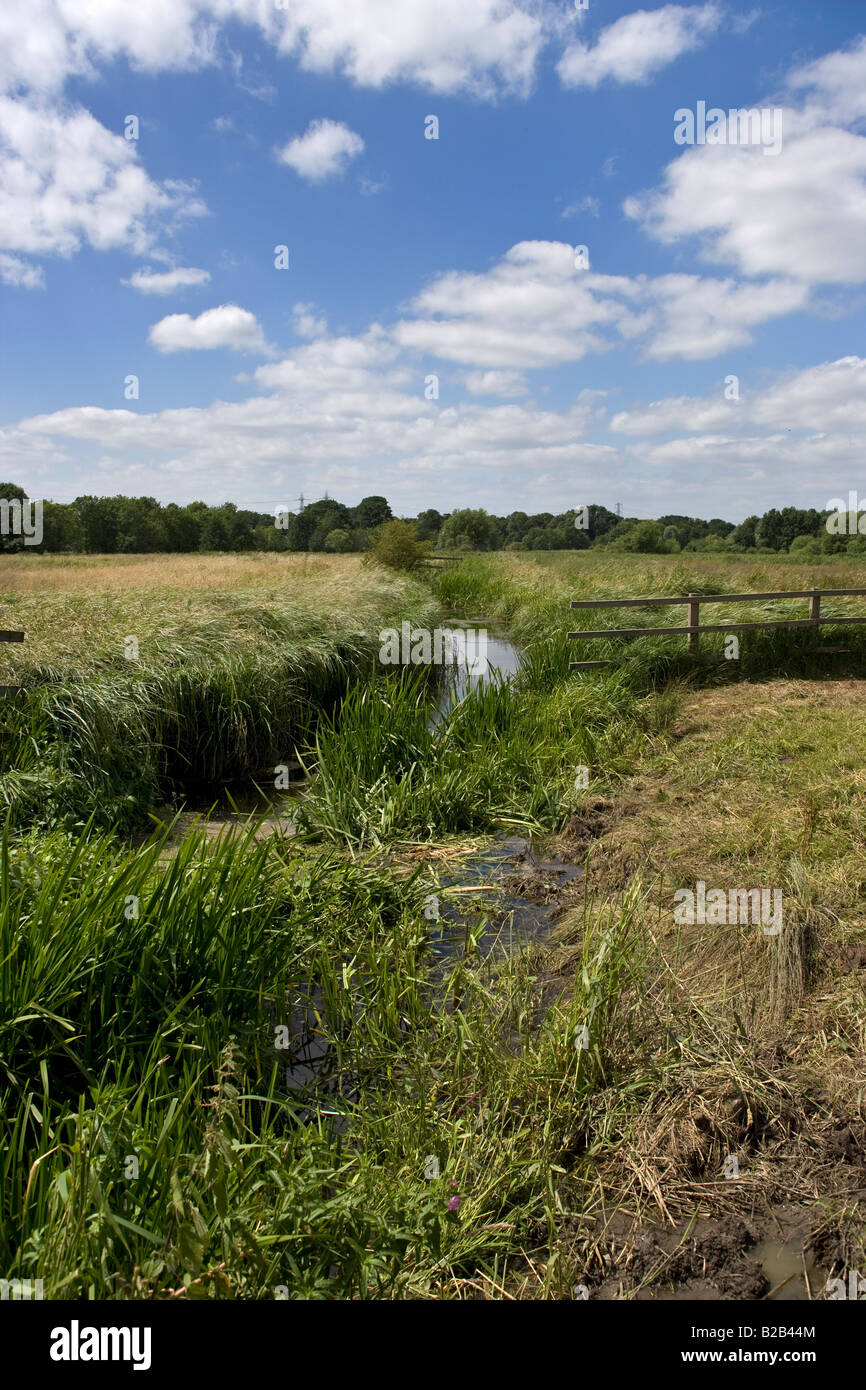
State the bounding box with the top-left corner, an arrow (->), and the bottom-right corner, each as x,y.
568,588 -> 866,668
0,629 -> 24,694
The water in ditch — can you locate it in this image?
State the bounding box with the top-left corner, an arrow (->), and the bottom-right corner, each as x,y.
166,623 -> 578,1114
280,624 -> 586,1114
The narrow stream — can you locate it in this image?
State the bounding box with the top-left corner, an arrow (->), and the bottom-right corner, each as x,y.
179,625 -> 828,1302
180,620 -> 522,836
274,621 -> 582,1106
173,621 -> 582,1112
433,620 -> 522,718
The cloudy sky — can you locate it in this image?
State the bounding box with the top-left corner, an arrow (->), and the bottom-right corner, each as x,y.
1,0 -> 864,522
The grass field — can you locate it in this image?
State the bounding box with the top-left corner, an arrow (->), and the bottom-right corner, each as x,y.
1,549 -> 863,1299
0,553 -> 438,828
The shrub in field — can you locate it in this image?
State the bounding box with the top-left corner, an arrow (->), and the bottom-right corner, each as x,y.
365,520 -> 430,572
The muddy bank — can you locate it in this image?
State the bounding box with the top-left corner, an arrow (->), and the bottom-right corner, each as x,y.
574,1209 -> 834,1301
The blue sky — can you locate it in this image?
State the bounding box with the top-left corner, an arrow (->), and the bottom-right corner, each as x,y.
1,1 -> 865,521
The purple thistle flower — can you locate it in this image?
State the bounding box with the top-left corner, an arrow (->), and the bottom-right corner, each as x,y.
448,1194 -> 460,1212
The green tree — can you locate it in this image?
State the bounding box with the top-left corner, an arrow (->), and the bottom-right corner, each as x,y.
199,510 -> 231,551
0,482 -> 29,552
552,513 -> 591,548
437,508 -> 501,551
504,511 -> 530,544
287,508 -> 314,552
415,508 -> 444,543
586,505 -> 621,541
324,528 -> 353,553
352,496 -> 391,529
731,515 -> 759,549
162,504 -> 202,551
75,496 -> 119,552
306,500 -> 353,551
113,497 -> 167,553
756,509 -> 784,550
609,520 -> 669,554
40,500 -> 82,552
789,534 -> 820,555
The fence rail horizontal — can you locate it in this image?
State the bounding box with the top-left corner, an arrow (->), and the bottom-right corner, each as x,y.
570,588 -> 866,610
568,616 -> 866,640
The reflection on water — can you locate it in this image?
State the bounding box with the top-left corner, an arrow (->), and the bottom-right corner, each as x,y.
427,834 -> 581,969
203,764 -> 306,814
173,619 -> 545,1123
172,767 -> 305,841
433,622 -> 521,722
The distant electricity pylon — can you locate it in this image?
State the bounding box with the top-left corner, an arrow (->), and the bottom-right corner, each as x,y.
615,501 -> 622,517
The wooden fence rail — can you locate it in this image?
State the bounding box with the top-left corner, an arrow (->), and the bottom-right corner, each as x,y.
568,588 -> 866,668
0,628 -> 24,695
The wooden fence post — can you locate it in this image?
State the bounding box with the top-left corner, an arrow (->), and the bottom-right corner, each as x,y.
687,594 -> 700,652
809,589 -> 821,625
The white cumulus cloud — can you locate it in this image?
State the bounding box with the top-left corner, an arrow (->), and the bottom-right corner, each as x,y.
270,0 -> 546,98
0,250 -> 44,287
394,241 -> 806,367
125,265 -> 211,294
0,0 -> 550,102
277,118 -> 364,182
0,97 -> 206,261
558,3 -> 720,89
148,303 -> 270,353
624,38 -> 866,287
464,370 -> 528,397
787,34 -> 866,127
610,356 -> 866,435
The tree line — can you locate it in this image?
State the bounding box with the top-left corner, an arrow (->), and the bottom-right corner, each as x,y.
0,483 -> 857,556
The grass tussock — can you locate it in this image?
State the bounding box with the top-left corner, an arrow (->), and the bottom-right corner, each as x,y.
297,664 -> 681,847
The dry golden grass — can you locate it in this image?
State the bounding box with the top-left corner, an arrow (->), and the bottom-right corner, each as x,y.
539,676 -> 866,1278
559,678 -> 866,1029
0,552 -> 426,676
0,550 -> 361,595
